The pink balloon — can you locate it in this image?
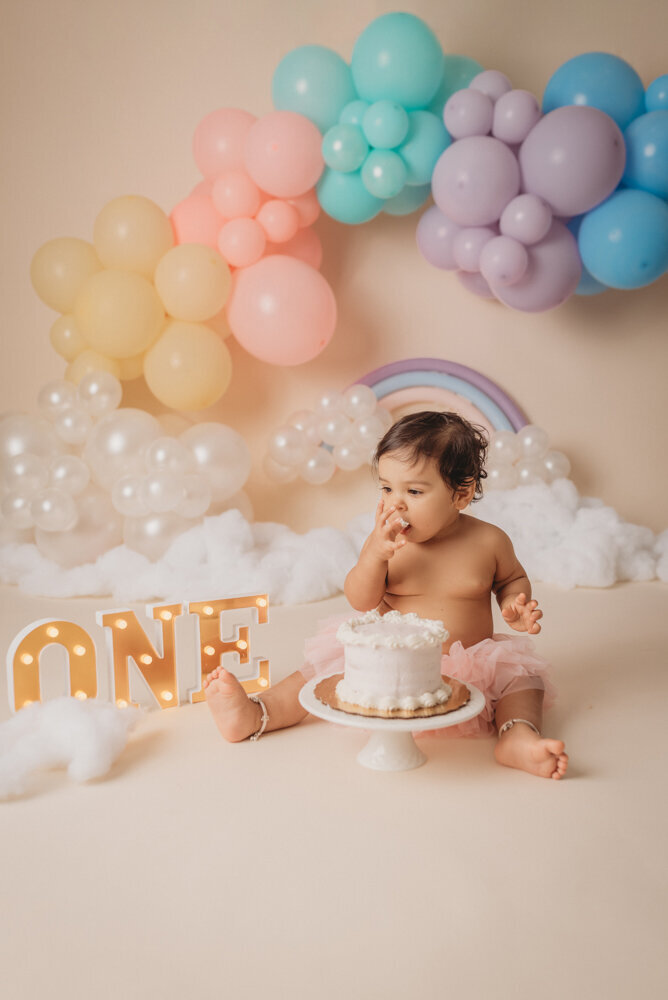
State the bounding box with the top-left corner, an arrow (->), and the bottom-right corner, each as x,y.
256,200 -> 300,243
479,235 -> 528,286
244,112 -> 324,198
191,178 -> 214,197
519,106 -> 625,216
218,218 -> 266,268
432,135 -> 520,226
171,195 -> 224,249
193,108 -> 257,177
287,190 -> 321,227
486,220 -> 582,312
266,229 -> 323,269
227,255 -> 336,365
211,170 -> 261,219
416,205 -> 461,269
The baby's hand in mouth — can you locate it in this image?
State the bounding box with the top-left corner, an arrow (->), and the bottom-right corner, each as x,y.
398,518 -> 409,529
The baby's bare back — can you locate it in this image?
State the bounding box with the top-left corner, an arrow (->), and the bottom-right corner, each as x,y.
377,515 -> 504,651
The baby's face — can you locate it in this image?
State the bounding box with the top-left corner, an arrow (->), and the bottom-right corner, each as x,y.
377,453 -> 467,543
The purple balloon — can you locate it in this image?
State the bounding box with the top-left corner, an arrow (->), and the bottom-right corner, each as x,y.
416,205 -> 461,269
492,89 -> 541,144
432,135 -> 520,226
480,236 -> 528,286
453,226 -> 496,271
519,106 -> 625,216
469,70 -> 513,102
500,193 -> 552,245
443,89 -> 494,138
457,269 -> 495,299
486,220 -> 582,312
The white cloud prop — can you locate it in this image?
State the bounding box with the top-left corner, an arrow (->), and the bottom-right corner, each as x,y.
0,483 -> 665,604
0,697 -> 142,799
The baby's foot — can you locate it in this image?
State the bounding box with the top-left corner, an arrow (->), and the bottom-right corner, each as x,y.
203,667 -> 262,742
494,724 -> 569,780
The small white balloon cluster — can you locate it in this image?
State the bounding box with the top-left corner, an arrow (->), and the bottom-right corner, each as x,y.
263,384 -> 392,485
0,371 -> 252,564
486,425 -> 571,490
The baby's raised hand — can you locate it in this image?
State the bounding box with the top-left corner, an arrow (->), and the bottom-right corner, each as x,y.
501,593 -> 543,634
367,500 -> 408,562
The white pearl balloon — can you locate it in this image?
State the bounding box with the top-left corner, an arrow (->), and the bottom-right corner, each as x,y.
111,475 -> 152,517
34,486 -> 123,567
317,412 -> 352,446
83,408 -> 161,491
485,464 -> 519,490
53,406 -> 93,445
300,446 -> 336,485
332,442 -> 367,471
77,370 -> 123,417
1,490 -> 35,529
262,454 -> 299,484
143,471 -> 185,513
543,450 -> 571,482
37,380 -> 78,420
488,429 -> 520,465
288,409 -> 321,445
123,511 -> 195,561
517,424 -> 549,460
0,413 -> 65,464
30,488 -> 79,532
350,414 -> 386,450
374,405 -> 393,433
145,436 -> 195,475
49,455 -> 91,495
342,384 -> 377,420
174,474 -> 212,518
180,423 -> 251,502
267,425 -> 308,467
516,458 -> 548,486
316,390 -> 344,415
3,453 -> 49,493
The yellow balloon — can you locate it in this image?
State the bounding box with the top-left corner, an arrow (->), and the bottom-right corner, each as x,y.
154,244 -> 231,322
30,238 -> 102,313
93,195 -> 174,278
74,269 -> 165,358
65,350 -> 122,383
143,321 -> 232,410
117,353 -> 145,381
49,314 -> 89,361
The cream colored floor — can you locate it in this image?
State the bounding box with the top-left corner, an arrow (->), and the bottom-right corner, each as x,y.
1,581 -> 667,1000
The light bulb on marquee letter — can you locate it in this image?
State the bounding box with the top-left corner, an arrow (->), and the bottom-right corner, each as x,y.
8,620 -> 98,712
98,603 -> 183,709
189,594 -> 270,703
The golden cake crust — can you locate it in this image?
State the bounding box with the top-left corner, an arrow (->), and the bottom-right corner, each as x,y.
314,673 -> 471,720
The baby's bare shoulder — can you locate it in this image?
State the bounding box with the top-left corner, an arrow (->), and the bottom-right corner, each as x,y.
463,515 -> 512,549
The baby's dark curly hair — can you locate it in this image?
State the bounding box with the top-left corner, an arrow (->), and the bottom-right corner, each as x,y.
373,410 -> 488,501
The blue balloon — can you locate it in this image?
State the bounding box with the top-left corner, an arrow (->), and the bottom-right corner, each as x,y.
645,74 -> 668,112
398,111 -> 451,186
362,100 -> 410,149
317,168 -> 384,224
361,150 -> 407,199
322,124 -> 369,173
543,52 -> 645,131
578,189 -> 668,289
272,45 -> 357,133
351,13 -> 444,110
623,111 -> 668,199
428,55 -> 484,118
575,267 -> 608,296
382,184 -> 431,216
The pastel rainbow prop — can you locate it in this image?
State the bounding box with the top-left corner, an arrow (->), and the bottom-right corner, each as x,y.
355,358 -> 527,434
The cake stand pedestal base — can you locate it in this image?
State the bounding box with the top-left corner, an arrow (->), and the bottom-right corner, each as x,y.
356,730 -> 427,771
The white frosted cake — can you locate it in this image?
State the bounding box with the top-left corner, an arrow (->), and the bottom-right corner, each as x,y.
334,610 -> 452,714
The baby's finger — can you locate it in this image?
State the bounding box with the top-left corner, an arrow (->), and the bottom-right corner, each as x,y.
515,593 -> 527,605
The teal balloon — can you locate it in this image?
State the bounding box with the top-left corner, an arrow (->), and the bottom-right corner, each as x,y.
623,111 -> 668,199
351,13 -> 444,110
543,52 -> 645,131
398,111 -> 451,185
339,100 -> 370,126
362,100 -> 409,149
322,124 -> 369,173
645,75 -> 668,112
578,189 -> 668,289
317,168 -> 384,224
361,150 -> 407,199
382,184 -> 431,216
272,45 -> 357,133
428,55 -> 484,118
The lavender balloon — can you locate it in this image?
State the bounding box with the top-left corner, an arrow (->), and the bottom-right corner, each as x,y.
432,136 -> 520,226
480,236 -> 529,286
416,205 -> 461,270
443,89 -> 493,138
456,270 -> 495,299
469,70 -> 512,102
486,220 -> 581,312
500,194 -> 552,245
519,106 -> 625,217
492,90 -> 541,144
453,227 -> 496,271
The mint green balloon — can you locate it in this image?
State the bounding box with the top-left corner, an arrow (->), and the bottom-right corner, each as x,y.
361,150 -> 407,199
382,184 -> 431,216
339,100 -> 370,126
272,45 -> 357,133
317,168 -> 384,224
322,124 -> 369,172
351,13 -> 444,110
428,55 -> 485,118
399,111 -> 451,185
362,100 -> 410,149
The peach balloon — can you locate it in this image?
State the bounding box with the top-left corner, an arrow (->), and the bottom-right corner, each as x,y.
227,255 -> 336,365
144,320 -> 232,410
93,195 -> 174,278
31,238 -> 102,313
65,350 -> 122,383
287,189 -> 321,227
218,218 -> 266,268
211,170 -> 261,219
49,314 -> 89,361
256,200 -> 300,243
171,194 -> 224,249
266,229 -> 323,270
154,243 -> 231,322
244,112 -> 324,198
193,108 -> 257,177
117,352 -> 145,381
75,269 -> 165,358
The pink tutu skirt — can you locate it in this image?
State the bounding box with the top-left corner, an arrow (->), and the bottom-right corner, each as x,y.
300,615 -> 557,739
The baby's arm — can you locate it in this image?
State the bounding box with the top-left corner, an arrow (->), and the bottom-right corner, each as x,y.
492,529 -> 543,635
344,500 -> 407,611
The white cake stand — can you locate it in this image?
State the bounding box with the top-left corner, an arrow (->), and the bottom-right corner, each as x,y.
298,678 -> 486,772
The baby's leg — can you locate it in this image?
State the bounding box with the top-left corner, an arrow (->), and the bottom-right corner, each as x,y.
203,668 -> 308,742
493,688 -> 568,780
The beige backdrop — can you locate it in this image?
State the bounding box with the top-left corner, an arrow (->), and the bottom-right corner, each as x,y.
3,0 -> 667,533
